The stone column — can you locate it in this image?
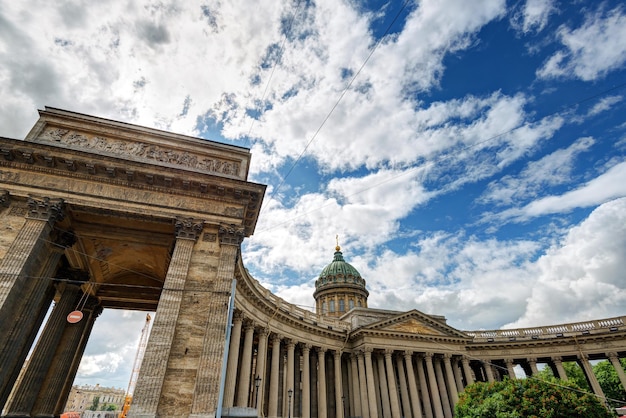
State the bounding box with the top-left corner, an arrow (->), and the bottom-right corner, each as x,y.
396,354 -> 412,418
608,353 -> 626,393
452,358 -> 464,393
255,328 -> 269,416
235,320 -> 256,407
578,354 -> 606,400
4,273 -> 85,417
443,354 -> 459,405
364,348 -> 379,418
416,355 -> 432,418
377,353 -> 392,418
552,356 -> 568,380
384,350 -> 401,418
286,340 -> 296,418
483,360 -> 495,382
268,334 -> 282,418
334,350 -> 344,418
224,311 -> 244,408
434,358 -> 452,418
424,353 -> 444,418
53,298 -> 103,416
461,356 -> 474,386
527,357 -> 539,376
129,217 -> 203,418
505,359 -> 517,380
404,351 -> 422,418
357,351 -> 370,418
318,348 -> 328,418
350,354 -> 362,418
32,297 -> 102,417
191,224 -> 244,417
0,197 -> 70,407
302,344 -> 311,418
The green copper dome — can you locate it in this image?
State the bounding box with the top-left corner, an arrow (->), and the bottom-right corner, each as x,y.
314,247 -> 367,290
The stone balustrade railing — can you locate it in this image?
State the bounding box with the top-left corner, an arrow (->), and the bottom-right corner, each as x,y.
465,316 -> 625,342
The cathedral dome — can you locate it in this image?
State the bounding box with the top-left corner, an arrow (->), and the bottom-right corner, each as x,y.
313,244 -> 368,317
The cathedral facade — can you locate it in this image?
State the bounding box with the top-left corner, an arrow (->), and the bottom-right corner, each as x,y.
0,108 -> 624,418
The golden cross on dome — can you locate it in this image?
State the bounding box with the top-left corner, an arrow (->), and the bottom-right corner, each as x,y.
335,234 -> 340,251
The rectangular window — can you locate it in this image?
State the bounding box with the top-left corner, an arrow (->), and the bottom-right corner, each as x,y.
339,299 -> 345,312
349,299 -> 354,309
330,300 -> 335,312
322,301 -> 327,313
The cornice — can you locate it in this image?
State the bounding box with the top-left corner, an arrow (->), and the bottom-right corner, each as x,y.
0,138 -> 265,236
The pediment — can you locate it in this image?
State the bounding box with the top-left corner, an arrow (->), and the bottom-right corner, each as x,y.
363,309 -> 469,339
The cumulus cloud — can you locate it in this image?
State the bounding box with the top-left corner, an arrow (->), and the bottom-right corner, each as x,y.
505,197 -> 626,327
511,0 -> 556,34
537,5 -> 626,81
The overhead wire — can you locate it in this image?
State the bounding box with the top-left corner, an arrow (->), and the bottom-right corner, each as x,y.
260,0 -> 412,215
252,79 -> 626,235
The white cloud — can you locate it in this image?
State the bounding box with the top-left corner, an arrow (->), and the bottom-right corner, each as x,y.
479,136 -> 595,206
512,0 -> 556,34
537,5 -> 626,81
505,197 -> 626,327
491,160 -> 626,223
586,95 -> 623,117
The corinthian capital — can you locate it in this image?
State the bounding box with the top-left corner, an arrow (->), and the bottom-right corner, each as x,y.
219,223 -> 245,246
27,197 -> 65,222
175,217 -> 204,240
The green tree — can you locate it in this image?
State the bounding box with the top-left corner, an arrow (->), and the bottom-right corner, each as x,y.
536,361 -> 590,391
594,358 -> 626,408
88,396 -> 100,411
455,377 -> 612,418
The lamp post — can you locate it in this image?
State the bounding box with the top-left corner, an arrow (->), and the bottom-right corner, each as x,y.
254,375 -> 261,409
288,388 -> 293,418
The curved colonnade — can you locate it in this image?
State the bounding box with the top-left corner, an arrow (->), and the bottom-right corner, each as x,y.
227,255 -> 626,418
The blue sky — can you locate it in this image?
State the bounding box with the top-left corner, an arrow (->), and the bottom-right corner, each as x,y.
1,0 -> 626,389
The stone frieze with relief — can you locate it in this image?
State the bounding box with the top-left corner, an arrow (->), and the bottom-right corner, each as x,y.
41,128 -> 241,178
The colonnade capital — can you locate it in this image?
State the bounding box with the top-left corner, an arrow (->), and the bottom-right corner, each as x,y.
270,333 -> 283,344
233,311 -> 244,323
0,189 -> 9,207
608,352 -> 618,359
218,223 -> 245,246
403,350 -> 414,358
174,217 -> 204,241
27,196 -> 65,222
552,356 -> 563,363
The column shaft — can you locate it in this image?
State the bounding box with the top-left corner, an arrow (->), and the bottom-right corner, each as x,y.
434,358 -> 452,418
608,353 -> 626,394
4,281 -> 82,416
424,353 -> 444,418
350,354 -> 361,417
302,345 -> 311,418
255,329 -> 269,416
357,352 -> 370,418
385,350 -> 401,418
223,313 -> 243,408
317,348 -> 327,418
364,349 -> 378,418
484,360 -> 495,382
191,233 -> 241,417
505,359 -> 517,380
236,321 -> 256,407
268,335 -> 281,418
578,354 -> 606,400
461,357 -> 474,386
396,354 -> 412,418
552,357 -> 568,380
416,355 -> 432,418
443,354 -> 459,405
286,341 -> 295,418
0,198 -> 68,408
129,220 -> 201,418
377,354 -> 392,418
334,351 -> 343,418
31,298 -> 102,417
404,352 -> 422,418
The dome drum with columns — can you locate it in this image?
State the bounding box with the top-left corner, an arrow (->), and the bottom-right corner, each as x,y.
313,244 -> 369,317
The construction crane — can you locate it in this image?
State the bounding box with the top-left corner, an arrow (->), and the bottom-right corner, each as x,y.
119,313 -> 152,418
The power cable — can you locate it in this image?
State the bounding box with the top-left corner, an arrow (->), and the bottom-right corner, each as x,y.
260,0 -> 412,215
251,79 -> 626,235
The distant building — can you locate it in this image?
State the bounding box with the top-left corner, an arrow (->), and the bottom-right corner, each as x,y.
64,384 -> 125,415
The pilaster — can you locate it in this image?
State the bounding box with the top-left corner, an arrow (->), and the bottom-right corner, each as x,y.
191,223 -> 243,417
128,217 -> 202,418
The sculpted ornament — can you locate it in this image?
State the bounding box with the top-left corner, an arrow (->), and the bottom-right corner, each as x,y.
175,217 -> 204,241
27,197 -> 65,222
43,127 -> 241,177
